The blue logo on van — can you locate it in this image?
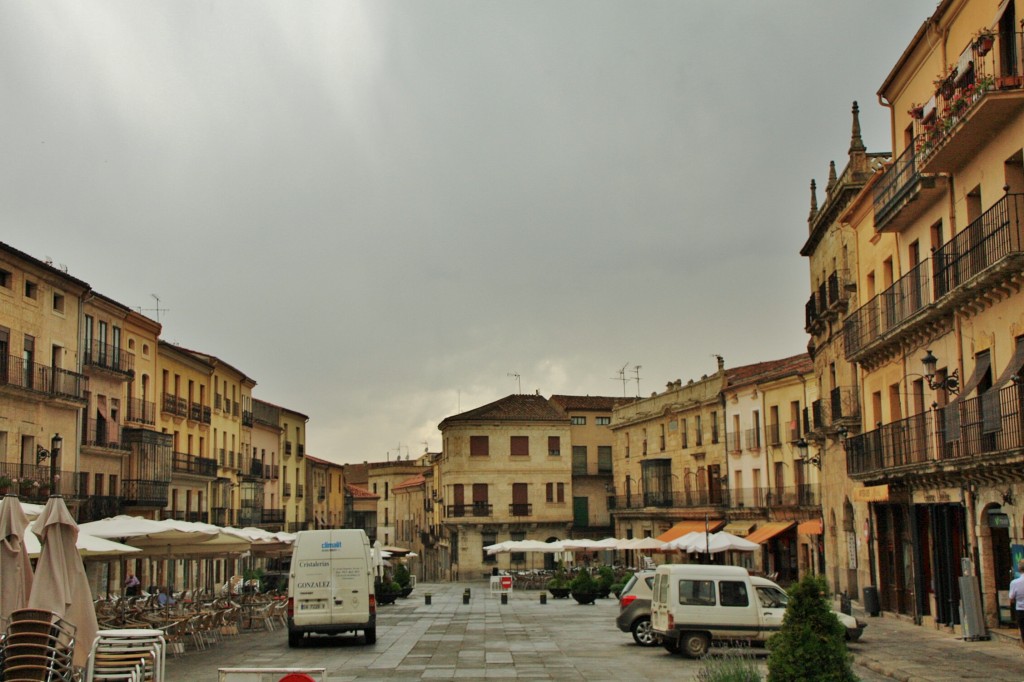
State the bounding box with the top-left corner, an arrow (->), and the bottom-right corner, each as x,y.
321,541 -> 342,551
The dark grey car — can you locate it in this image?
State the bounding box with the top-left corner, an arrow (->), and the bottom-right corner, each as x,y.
615,570 -> 660,646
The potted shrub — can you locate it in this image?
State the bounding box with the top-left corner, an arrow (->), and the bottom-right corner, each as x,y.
376,579 -> 401,605
975,31 -> 995,56
547,564 -> 571,599
393,563 -> 414,598
570,568 -> 600,605
596,566 -> 616,598
0,475 -> 12,495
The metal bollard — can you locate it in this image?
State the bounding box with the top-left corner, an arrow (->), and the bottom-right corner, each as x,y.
425,594 -> 432,605
500,593 -> 508,605
540,593 -> 547,605
462,592 -> 470,605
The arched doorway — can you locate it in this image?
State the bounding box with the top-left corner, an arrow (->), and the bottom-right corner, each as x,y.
544,536 -> 561,571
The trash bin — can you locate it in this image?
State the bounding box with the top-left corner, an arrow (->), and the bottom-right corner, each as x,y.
862,586 -> 880,617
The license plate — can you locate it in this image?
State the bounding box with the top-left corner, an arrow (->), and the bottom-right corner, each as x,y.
299,602 -> 324,611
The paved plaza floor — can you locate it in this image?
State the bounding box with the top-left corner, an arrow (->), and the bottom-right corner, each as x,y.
163,580 -> 1023,681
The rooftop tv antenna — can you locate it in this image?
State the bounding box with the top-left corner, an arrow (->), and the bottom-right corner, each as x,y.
137,294 -> 169,323
632,365 -> 643,397
611,363 -> 629,397
507,372 -> 521,394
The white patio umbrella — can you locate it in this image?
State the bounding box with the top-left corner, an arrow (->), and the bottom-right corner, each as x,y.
22,530 -> 142,559
79,514 -> 218,548
562,537 -> 620,551
0,493 -> 33,620
151,519 -> 251,557
619,537 -> 667,551
663,531 -> 706,552
28,495 -> 99,668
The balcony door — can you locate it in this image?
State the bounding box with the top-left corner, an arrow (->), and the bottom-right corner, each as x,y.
452,483 -> 464,517
472,483 -> 488,516
512,482 -> 528,516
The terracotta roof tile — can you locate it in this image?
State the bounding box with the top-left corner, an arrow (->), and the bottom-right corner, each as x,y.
394,473 -> 426,491
439,394 -> 569,427
548,395 -> 630,412
724,353 -> 813,389
345,484 -> 379,499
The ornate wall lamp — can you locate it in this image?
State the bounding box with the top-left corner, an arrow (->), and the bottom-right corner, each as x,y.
921,350 -> 960,394
34,433 -> 63,490
795,437 -> 821,469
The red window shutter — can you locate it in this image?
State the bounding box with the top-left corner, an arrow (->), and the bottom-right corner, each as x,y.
470,435 -> 489,456
511,436 -> 529,456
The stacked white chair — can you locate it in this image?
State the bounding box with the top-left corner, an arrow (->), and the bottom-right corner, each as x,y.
84,629 -> 165,682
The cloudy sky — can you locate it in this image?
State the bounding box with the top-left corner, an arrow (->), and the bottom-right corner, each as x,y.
1,1 -> 939,463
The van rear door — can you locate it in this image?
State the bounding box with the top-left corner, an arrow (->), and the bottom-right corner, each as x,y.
292,552 -> 332,627
331,549 -> 370,626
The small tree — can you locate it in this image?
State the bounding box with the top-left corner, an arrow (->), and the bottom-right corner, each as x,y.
393,562 -> 411,589
766,574 -> 855,682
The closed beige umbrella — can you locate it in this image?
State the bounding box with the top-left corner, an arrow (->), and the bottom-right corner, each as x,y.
27,495 -> 99,667
0,492 -> 33,620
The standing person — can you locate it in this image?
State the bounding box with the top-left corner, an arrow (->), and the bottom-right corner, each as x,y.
1010,559 -> 1024,648
124,570 -> 140,596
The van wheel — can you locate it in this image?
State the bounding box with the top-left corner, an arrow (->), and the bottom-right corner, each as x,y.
364,627 -> 377,644
681,632 -> 710,658
288,631 -> 302,648
631,618 -> 659,647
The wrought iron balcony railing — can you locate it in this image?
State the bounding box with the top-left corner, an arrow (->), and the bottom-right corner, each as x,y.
124,398 -> 156,425
508,503 -> 532,517
261,509 -> 285,524
121,479 -> 169,507
446,503 -> 493,518
83,340 -> 134,376
161,393 -> 188,417
81,418 -> 130,451
172,452 -> 217,477
0,355 -> 87,402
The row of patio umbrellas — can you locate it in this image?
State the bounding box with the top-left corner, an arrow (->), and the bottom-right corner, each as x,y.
484,532 -> 759,556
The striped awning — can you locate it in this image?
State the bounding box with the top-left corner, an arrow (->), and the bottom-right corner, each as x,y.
656,519 -> 725,542
745,521 -> 796,545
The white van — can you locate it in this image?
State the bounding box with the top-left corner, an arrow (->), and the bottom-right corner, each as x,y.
650,565 -> 864,658
287,529 -> 377,647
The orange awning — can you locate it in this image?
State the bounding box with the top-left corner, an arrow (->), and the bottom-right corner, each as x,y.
745,521 -> 795,544
797,519 -> 823,535
656,519 -> 725,543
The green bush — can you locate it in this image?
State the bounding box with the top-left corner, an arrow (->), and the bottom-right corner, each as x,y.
547,562 -> 570,589
570,568 -> 597,593
393,562 -> 411,589
696,650 -> 762,682
766,574 -> 855,682
597,565 -> 615,592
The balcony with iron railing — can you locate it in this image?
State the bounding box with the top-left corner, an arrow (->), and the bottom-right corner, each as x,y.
161,393 -> 188,418
242,410 -> 253,427
283,482 -> 292,497
81,418 -> 130,451
297,444 -> 305,458
0,462 -> 83,500
846,194 -> 1024,362
726,431 -> 742,453
613,486 -> 728,510
261,509 -> 285,524
77,495 -> 122,522
284,442 -> 292,456
0,356 -> 87,403
766,423 -> 782,446
249,458 -> 263,478
124,398 -> 156,426
82,340 -> 134,378
873,144 -> 946,233
171,452 -> 218,478
211,508 -> 230,526
318,486 -> 326,501
508,503 -> 532,517
744,427 -> 761,450
188,402 -> 204,422
844,383 -> 1024,479
121,479 -> 169,508
913,31 -> 1024,174
296,484 -> 304,498
446,503 -> 493,518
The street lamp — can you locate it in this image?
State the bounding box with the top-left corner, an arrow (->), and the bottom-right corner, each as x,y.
921,350 -> 960,394
795,437 -> 821,469
34,433 -> 62,492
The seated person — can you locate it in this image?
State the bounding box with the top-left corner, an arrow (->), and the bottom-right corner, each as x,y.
157,586 -> 175,607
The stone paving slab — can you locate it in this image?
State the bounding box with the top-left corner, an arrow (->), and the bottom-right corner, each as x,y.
163,580 -> 1024,681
